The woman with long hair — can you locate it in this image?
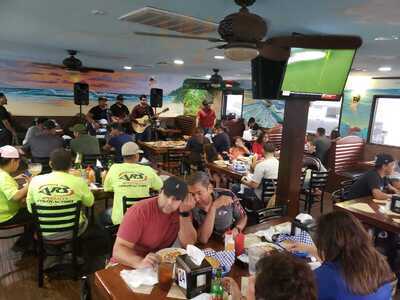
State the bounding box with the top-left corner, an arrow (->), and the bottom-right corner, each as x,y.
252,131 -> 269,159
287,211 -> 395,299
229,136 -> 250,160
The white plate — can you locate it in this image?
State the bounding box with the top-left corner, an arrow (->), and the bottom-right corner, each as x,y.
156,248 -> 186,263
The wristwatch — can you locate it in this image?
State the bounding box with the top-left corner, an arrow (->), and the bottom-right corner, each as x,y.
179,211 -> 190,217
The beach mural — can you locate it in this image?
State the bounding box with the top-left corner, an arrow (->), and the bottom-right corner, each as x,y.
339,78 -> 400,139
0,59 -> 186,116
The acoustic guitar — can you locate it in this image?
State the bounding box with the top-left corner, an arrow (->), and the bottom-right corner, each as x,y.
132,108 -> 169,133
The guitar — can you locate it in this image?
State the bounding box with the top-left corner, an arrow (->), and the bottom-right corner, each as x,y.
132,108 -> 169,133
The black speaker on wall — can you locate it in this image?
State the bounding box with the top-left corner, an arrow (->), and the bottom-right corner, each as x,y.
74,82 -> 89,105
251,56 -> 286,99
150,88 -> 163,107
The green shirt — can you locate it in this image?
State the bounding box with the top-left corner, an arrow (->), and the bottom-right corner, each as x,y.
104,163 -> 163,225
0,169 -> 21,223
27,171 -> 94,234
70,134 -> 100,156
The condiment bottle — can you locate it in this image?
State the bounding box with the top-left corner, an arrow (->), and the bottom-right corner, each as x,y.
224,230 -> 235,252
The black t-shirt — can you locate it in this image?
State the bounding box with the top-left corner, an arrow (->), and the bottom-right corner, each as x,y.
89,105 -> 109,121
0,106 -> 11,132
110,103 -> 129,118
212,132 -> 231,154
347,169 -> 388,199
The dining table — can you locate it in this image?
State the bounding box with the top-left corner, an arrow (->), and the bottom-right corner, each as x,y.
137,140 -> 187,169
94,217 -> 290,300
334,196 -> 400,233
206,162 -> 245,184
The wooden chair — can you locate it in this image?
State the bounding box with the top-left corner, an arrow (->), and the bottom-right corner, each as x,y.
330,178 -> 357,203
268,131 -> 283,150
301,170 -> 330,214
31,202 -> 81,287
256,206 -> 287,225
165,149 -> 186,176
261,179 -> 277,205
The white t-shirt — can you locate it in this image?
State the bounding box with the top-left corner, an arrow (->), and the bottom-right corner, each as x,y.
242,129 -> 253,142
252,157 -> 279,199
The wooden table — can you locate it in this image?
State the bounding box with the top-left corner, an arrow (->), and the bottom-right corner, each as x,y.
94,217 -> 290,300
138,141 -> 187,169
206,162 -> 244,183
334,197 -> 400,233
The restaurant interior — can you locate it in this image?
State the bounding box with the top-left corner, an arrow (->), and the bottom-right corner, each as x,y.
1,0 -> 400,299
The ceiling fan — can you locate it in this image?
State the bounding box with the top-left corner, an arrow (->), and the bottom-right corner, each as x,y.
33,50 -> 114,73
135,0 -> 362,61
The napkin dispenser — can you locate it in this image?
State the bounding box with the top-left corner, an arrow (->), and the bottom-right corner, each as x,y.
390,195 -> 400,213
175,254 -> 212,299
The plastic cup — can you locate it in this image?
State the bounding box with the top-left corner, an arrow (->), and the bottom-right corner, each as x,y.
158,262 -> 174,291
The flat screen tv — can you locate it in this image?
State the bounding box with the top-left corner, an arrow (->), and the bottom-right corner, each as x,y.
279,48 -> 356,101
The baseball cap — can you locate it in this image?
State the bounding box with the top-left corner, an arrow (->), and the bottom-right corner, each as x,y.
43,119 -> 57,130
0,145 -> 20,159
163,176 -> 188,201
375,153 -> 395,167
98,96 -> 108,102
121,142 -> 143,156
116,94 -> 124,101
202,100 -> 210,106
69,123 -> 87,134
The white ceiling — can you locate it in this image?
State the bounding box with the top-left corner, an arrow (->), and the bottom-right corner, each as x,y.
1,0 -> 400,80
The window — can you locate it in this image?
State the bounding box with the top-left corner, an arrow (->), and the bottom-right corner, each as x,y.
223,92 -> 243,118
369,96 -> 400,147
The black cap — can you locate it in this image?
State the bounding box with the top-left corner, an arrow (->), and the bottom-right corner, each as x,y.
375,153 -> 395,167
116,94 -> 124,101
202,100 -> 210,106
43,120 -> 57,130
163,176 -> 188,201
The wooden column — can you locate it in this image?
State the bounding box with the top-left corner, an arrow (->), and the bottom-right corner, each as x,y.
276,100 -> 310,218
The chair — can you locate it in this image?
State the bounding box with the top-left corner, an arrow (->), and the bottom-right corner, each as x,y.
301,170 -> 329,214
82,154 -> 100,167
165,149 -> 186,176
122,196 -> 154,214
261,179 -> 277,205
31,157 -> 51,174
31,202 -> 81,287
330,178 -> 357,203
256,206 -> 287,224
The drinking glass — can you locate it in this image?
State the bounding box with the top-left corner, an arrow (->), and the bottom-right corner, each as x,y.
28,163 -> 42,176
248,246 -> 265,275
158,262 -> 174,291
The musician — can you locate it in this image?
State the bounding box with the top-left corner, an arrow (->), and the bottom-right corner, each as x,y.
85,96 -> 110,132
110,95 -> 130,122
131,95 -> 154,142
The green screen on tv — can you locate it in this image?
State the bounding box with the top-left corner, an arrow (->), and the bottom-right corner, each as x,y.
280,48 -> 356,100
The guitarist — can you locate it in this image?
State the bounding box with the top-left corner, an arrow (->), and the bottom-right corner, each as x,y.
86,96 -> 111,135
110,94 -> 132,134
131,95 -> 154,142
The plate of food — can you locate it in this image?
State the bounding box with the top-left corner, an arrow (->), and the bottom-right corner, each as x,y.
205,256 -> 221,269
157,248 -> 186,263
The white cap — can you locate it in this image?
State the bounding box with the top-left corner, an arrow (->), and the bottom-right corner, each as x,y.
0,145 -> 20,159
121,142 -> 143,156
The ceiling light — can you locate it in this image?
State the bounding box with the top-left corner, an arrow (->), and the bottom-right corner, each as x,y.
173,59 -> 184,65
224,44 -> 259,61
374,36 -> 399,41
378,66 -> 392,72
91,9 -> 106,15
123,66 -> 132,70
214,55 -> 225,60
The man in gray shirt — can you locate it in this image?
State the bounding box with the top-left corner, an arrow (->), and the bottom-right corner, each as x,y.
22,120 -> 64,158
312,127 -> 332,165
184,172 -> 247,244
70,123 -> 100,156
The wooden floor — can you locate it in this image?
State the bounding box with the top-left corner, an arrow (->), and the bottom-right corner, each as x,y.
0,194 -> 398,300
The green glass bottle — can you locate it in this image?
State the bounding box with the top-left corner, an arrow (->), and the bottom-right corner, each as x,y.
211,268 -> 224,300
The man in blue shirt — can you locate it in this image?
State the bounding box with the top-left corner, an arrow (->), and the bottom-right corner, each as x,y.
103,124 -> 133,162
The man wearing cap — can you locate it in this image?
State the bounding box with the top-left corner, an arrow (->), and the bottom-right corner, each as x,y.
27,149 -> 94,239
196,100 -> 216,135
111,176 -> 197,269
131,95 -> 154,142
70,123 -> 100,156
23,117 -> 47,145
110,95 -> 130,122
86,96 -> 111,132
103,141 -> 163,225
22,119 -> 64,160
347,153 -> 399,200
103,124 -> 133,163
